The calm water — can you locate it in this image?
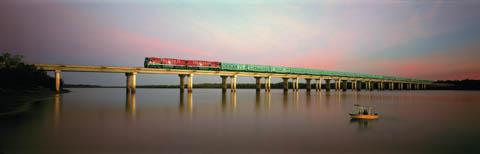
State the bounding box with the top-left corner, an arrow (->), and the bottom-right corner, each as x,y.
1,88 -> 480,153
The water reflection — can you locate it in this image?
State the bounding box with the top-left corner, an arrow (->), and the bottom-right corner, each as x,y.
53,94 -> 62,128
306,92 -> 312,108
125,92 -> 136,120
178,92 -> 194,117
222,91 -> 227,112
187,92 -> 193,113
231,92 -> 237,112
293,91 -> 299,111
264,92 -> 271,112
349,119 -> 378,131
255,92 -> 261,112
4,89 -> 476,153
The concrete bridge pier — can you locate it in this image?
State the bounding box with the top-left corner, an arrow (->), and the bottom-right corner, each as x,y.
221,76 -> 228,92
305,79 -> 312,92
230,75 -> 237,92
352,80 -> 357,91
55,70 -> 61,93
265,76 -> 271,92
282,78 -> 289,92
292,78 -> 299,91
325,79 -> 331,92
334,79 -> 341,91
179,74 -> 186,93
368,81 -> 374,91
390,82 -> 394,90
256,77 -> 262,92
366,81 -> 372,91
357,81 -> 362,91
342,80 -> 347,91
187,74 -> 194,92
316,78 -> 322,92
125,72 -> 137,93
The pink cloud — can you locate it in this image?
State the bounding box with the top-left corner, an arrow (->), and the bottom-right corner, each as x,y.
366,42 -> 480,80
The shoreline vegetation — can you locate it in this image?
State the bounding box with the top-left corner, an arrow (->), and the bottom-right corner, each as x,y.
1,53 -> 67,116
65,79 -> 480,90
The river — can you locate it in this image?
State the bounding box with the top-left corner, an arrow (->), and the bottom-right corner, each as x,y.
1,88 -> 479,153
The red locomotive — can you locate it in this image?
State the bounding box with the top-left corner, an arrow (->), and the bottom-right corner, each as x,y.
144,57 -> 220,70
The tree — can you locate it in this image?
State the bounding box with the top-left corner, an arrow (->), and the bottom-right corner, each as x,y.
0,52 -> 24,68
0,52 -> 62,91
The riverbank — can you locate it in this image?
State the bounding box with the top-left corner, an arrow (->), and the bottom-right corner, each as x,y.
0,88 -> 69,116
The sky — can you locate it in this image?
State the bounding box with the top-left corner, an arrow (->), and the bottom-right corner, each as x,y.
1,0 -> 480,85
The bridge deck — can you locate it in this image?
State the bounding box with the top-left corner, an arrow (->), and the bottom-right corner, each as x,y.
35,64 -> 422,83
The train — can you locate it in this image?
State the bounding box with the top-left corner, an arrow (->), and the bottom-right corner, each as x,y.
144,57 -> 430,83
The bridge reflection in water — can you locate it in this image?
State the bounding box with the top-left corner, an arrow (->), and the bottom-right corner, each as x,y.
125,91 -> 136,120
53,94 -> 62,129
121,90 -> 385,126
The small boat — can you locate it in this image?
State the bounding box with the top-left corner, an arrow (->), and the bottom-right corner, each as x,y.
349,104 -> 379,120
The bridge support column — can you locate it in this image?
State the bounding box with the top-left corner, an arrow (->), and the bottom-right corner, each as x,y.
342,80 -> 347,91
335,79 -> 341,91
365,81 -> 369,91
125,72 -> 137,93
352,80 -> 358,91
292,78 -> 299,91
325,79 -> 331,92
357,81 -> 362,91
282,78 -> 289,92
221,76 -> 228,92
187,74 -> 193,92
305,79 -> 312,92
380,81 -> 384,90
295,78 -> 300,91
265,76 -> 271,92
351,80 -> 354,91
55,70 -> 61,93
256,77 -> 262,92
316,79 -> 322,91
368,81 -> 373,91
131,72 -> 137,93
390,82 -> 394,90
230,75 -> 237,92
126,73 -> 131,93
179,74 -> 186,93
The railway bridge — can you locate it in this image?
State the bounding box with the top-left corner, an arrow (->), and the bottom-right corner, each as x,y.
35,64 -> 432,93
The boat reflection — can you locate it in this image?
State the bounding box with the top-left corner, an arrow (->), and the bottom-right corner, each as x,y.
349,118 -> 379,131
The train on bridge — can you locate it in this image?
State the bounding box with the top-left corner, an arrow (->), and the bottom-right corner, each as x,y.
144,57 -> 427,83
